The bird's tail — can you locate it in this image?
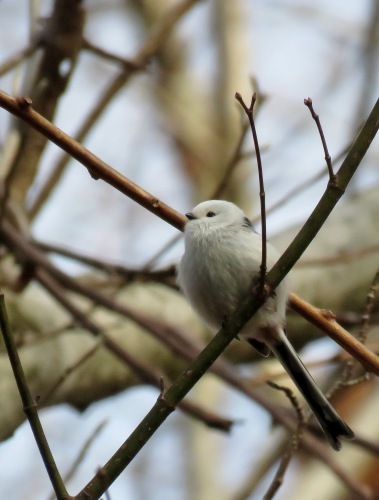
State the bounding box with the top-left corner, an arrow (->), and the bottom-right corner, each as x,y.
269,329 -> 354,451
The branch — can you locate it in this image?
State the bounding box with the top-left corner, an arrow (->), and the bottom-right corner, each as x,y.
0,293 -> 71,500
358,268 -> 379,343
304,97 -> 336,183
35,239 -> 176,284
267,97 -> 379,292
264,382 -> 304,500
235,92 -> 267,291
0,90 -> 184,230
48,420 -> 108,500
289,293 -> 379,374
81,38 -> 146,70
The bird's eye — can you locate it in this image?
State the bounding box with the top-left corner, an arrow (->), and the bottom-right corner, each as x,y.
206,211 -> 216,217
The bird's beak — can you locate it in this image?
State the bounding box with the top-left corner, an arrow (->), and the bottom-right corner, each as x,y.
185,212 -> 196,221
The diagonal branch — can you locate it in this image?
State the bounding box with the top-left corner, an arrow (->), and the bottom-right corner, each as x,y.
28,0 -> 203,220
0,294 -> 71,500
0,90 -> 185,231
235,92 -> 267,292
74,98 -> 379,498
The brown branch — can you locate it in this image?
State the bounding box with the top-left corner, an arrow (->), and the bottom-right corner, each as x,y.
0,42 -> 38,77
328,268 -> 379,398
0,90 -> 185,231
289,293 -> 379,375
35,239 -> 176,284
28,0 -> 203,220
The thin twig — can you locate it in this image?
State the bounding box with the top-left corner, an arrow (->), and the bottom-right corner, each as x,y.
82,38 -> 147,70
232,439 -> 288,500
212,120 -> 250,198
36,239 -> 176,283
48,420 -> 108,500
235,92 -> 267,293
264,382 -> 304,500
329,268 -> 379,398
40,341 -> 102,405
0,293 -> 71,500
297,244 -> 379,266
304,98 -> 336,184
251,142 -> 351,224
288,293 -> 379,375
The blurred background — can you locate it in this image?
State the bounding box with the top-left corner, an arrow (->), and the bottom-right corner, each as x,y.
0,0 -> 378,499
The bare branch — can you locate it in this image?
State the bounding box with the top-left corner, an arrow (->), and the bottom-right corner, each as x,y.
235,92 -> 267,292
289,293 -> 379,375
304,97 -> 336,183
264,382 -> 304,500
0,294 -> 70,499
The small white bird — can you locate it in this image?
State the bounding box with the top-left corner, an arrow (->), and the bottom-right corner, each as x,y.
178,200 -> 354,450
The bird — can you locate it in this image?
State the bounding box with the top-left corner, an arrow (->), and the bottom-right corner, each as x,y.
177,199 -> 354,451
